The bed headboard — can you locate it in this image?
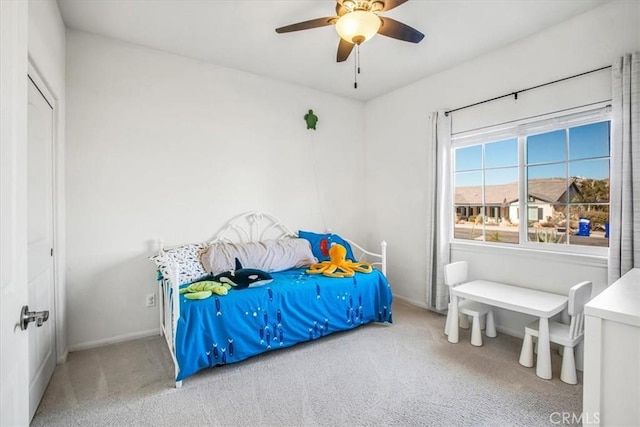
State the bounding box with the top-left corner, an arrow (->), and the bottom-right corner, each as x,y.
209,211 -> 297,244
209,211 -> 386,275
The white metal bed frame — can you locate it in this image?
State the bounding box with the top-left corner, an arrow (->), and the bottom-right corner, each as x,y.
156,211 -> 387,388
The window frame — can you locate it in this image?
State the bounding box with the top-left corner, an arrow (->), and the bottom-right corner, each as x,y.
450,103 -> 611,257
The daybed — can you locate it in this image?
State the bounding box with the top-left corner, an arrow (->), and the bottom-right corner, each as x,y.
151,212 -> 393,387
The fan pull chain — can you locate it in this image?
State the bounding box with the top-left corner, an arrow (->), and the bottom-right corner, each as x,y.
354,44 -> 361,89
353,46 -> 357,89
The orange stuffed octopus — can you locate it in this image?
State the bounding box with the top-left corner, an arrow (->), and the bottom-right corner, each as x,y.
306,243 -> 373,278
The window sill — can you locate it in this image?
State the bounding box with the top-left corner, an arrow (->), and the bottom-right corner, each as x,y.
450,240 -> 608,268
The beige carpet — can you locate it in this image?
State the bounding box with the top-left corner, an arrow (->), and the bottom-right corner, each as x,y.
31,301 -> 582,426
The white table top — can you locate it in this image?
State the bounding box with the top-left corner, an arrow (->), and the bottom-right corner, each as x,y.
452,280 -> 568,318
585,268 -> 640,327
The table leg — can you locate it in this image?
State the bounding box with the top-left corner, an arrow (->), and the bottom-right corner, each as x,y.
536,317 -> 552,379
447,294 -> 459,343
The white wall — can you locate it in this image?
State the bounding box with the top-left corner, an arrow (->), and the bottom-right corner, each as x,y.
63,1 -> 640,351
65,31 -> 367,349
1,2 -> 29,425
365,1 -> 639,322
28,0 -> 67,362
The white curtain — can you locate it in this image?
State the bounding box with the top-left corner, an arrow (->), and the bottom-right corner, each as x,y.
426,111 -> 452,311
608,52 -> 640,284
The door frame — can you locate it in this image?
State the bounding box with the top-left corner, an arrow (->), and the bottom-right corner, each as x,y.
27,60 -> 66,364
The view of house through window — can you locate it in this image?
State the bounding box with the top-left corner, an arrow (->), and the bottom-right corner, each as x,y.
454,137 -> 520,243
453,113 -> 610,250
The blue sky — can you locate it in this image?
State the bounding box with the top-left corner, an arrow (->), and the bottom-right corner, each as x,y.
455,121 -> 610,187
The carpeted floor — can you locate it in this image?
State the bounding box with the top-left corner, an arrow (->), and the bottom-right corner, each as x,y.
31,300 -> 582,426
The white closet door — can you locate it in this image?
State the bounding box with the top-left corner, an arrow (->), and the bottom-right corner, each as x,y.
27,76 -> 56,421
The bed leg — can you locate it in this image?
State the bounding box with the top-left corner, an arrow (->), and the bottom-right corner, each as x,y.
175,380 -> 182,389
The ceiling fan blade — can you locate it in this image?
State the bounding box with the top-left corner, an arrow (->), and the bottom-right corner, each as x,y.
378,17 -> 425,43
337,38 -> 355,62
378,0 -> 409,12
275,17 -> 336,34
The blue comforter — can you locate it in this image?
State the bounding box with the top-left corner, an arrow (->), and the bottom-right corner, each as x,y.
175,268 -> 393,381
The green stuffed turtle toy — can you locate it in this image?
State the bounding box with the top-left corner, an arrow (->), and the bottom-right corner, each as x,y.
179,281 -> 232,300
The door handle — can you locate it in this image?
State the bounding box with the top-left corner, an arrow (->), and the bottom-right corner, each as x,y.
20,305 -> 49,330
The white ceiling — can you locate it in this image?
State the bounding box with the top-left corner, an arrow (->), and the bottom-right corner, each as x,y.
56,0 -> 607,101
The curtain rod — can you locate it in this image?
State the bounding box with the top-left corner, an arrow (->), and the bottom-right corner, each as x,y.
444,65 -> 612,117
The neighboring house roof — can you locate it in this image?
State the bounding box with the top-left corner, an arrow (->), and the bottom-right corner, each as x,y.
455,178 -> 578,205
455,182 -> 517,205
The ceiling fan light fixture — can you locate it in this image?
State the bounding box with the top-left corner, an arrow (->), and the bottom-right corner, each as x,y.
335,10 -> 381,45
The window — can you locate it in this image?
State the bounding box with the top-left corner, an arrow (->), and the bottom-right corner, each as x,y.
454,138 -> 520,243
452,106 -> 610,254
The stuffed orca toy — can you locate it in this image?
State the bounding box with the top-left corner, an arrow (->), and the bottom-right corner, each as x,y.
197,258 -> 273,290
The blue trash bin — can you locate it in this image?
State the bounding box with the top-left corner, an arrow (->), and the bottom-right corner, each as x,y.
578,217 -> 591,236
605,222 -> 609,238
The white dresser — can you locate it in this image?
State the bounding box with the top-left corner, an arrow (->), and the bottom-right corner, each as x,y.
583,268 -> 640,427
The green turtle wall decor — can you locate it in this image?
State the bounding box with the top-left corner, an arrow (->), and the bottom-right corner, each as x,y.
304,109 -> 318,130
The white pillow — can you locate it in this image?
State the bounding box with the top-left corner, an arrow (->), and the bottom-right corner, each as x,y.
200,238 -> 317,275
150,243 -> 208,285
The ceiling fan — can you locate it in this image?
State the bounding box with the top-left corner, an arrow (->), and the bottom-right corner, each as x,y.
275,0 -> 425,63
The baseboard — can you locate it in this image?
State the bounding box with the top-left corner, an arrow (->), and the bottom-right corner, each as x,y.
68,328 -> 161,353
393,295 -> 450,315
56,348 -> 69,365
495,324 -> 525,339
393,294 -> 429,310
